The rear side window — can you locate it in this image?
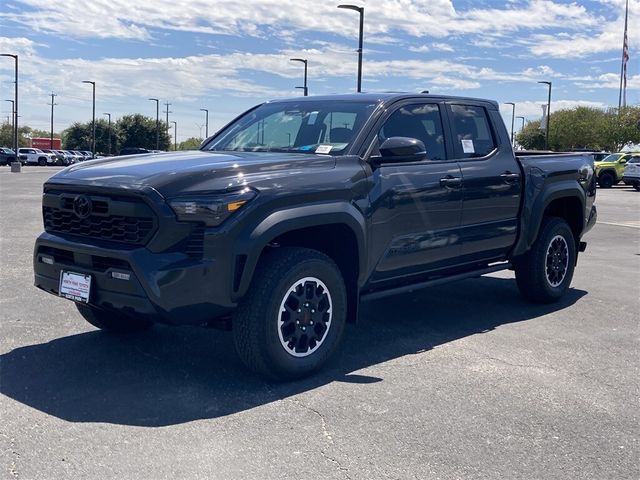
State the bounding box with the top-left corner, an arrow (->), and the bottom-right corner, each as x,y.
450,104 -> 496,159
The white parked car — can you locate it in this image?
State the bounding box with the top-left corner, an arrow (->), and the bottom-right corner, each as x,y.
622,155 -> 640,191
17,148 -> 58,166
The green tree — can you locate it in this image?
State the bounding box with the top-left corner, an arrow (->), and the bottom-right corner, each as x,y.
516,119 -> 545,150
517,105 -> 640,152
178,137 -> 203,150
0,122 -> 39,148
62,122 -> 92,150
116,114 -> 171,151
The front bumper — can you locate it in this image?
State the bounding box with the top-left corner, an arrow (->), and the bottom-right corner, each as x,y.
34,232 -> 235,325
623,175 -> 640,185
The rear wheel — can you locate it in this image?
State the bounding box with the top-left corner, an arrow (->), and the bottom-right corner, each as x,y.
233,247 -> 347,380
598,172 -> 614,188
634,182 -> 640,192
76,304 -> 154,333
514,217 -> 576,304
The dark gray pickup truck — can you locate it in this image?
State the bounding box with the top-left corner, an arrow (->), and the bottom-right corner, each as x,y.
34,93 -> 597,380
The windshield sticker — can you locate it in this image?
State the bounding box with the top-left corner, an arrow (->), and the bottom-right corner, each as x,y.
461,139 -> 475,154
315,145 -> 332,154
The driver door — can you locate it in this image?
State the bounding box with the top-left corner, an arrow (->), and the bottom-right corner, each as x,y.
366,102 -> 463,285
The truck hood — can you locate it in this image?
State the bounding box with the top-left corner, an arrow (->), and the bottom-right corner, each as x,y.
49,150 -> 336,197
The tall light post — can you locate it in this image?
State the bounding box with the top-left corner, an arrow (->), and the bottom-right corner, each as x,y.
289,58 -> 308,96
337,5 -> 364,93
199,108 -> 209,137
538,81 -> 552,150
149,98 -> 160,150
1,54 -> 18,151
505,102 -> 516,147
103,113 -> 112,155
82,80 -> 96,154
170,121 -> 177,151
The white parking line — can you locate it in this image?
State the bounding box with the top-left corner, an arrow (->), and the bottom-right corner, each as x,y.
597,221 -> 640,229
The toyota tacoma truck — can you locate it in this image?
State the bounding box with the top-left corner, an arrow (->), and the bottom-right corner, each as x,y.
34,93 -> 597,380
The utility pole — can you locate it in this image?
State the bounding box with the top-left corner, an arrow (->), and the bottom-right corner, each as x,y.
49,93 -> 58,149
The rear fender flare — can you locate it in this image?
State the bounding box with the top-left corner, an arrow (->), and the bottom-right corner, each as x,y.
512,181 -> 585,257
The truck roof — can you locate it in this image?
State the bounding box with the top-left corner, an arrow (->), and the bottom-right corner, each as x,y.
267,93 -> 499,109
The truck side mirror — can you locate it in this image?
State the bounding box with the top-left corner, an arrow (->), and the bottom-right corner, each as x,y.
374,137 -> 427,164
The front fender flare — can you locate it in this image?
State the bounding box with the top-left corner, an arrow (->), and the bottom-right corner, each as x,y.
233,202 -> 367,299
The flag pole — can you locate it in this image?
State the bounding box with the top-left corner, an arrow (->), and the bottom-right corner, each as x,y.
618,0 -> 629,110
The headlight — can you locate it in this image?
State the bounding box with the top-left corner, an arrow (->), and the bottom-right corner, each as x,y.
168,188 -> 256,226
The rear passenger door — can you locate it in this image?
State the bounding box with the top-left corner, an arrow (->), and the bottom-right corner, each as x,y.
447,103 -> 522,262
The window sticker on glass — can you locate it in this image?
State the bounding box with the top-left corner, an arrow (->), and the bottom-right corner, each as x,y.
307,111 -> 319,125
315,145 -> 332,154
461,139 -> 475,154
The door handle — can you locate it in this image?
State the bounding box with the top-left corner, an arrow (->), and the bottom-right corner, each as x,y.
439,176 -> 462,188
500,172 -> 520,183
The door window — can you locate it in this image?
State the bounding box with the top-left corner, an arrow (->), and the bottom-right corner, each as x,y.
378,103 -> 447,161
450,104 -> 496,159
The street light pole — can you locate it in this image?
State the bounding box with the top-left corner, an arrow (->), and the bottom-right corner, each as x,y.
289,58 -> 308,96
538,81 -> 552,150
103,113 -> 111,155
199,108 -> 209,137
337,5 -> 364,93
505,102 -> 516,147
1,54 -> 18,151
170,121 -> 177,151
149,98 -> 159,150
82,80 -> 96,154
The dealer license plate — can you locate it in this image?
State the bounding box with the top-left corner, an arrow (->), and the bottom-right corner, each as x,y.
59,271 -> 92,303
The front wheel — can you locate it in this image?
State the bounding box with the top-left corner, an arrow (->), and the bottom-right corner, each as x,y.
233,247 -> 347,381
38,157 -> 47,166
76,304 -> 154,333
598,172 -> 614,188
633,182 -> 640,192
514,217 -> 576,304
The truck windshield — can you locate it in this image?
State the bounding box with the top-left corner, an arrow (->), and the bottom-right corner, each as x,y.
205,100 -> 378,154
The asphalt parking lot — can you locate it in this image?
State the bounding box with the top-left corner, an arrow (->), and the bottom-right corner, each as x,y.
1,167 -> 638,480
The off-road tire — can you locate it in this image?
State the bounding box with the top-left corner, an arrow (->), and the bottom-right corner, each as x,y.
598,172 -> 614,188
233,247 -> 347,381
514,217 -> 576,304
76,303 -> 154,333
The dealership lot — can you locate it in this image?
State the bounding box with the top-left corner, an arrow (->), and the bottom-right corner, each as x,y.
1,167 -> 638,480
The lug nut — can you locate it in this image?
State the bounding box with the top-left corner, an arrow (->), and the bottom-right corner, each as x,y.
302,326 -> 306,331
310,320 -> 314,325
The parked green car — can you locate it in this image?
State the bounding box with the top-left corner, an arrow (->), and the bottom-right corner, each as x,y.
595,152 -> 640,188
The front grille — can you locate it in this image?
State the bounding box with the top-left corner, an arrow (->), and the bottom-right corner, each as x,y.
43,191 -> 157,246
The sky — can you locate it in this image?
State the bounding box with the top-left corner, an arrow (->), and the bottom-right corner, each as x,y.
0,0 -> 638,145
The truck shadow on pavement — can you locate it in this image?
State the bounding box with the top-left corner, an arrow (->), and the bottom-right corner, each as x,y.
1,276 -> 586,427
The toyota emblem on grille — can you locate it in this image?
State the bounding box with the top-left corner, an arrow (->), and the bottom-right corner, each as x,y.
73,195 -> 92,219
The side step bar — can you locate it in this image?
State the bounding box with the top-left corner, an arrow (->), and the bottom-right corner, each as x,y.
360,263 -> 512,302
